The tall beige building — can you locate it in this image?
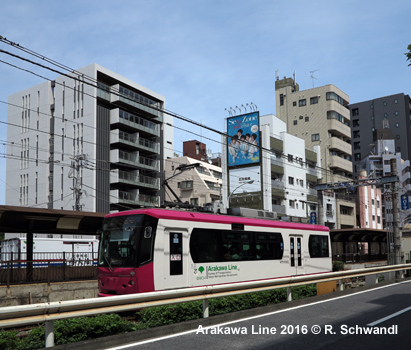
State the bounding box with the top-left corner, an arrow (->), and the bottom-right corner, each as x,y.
275,77 -> 356,229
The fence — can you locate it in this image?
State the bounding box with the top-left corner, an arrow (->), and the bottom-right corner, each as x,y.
0,263 -> 410,348
0,252 -> 97,285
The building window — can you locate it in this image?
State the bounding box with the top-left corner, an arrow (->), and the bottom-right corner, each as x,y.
310,96 -> 318,105
289,200 -> 295,208
190,198 -> 199,206
293,120 -> 297,125
355,153 -> 361,161
288,154 -> 293,162
396,135 -> 400,139
326,92 -> 344,105
288,177 -> 294,185
178,180 -> 193,189
311,133 -> 320,142
383,101 -> 387,106
280,94 -> 284,106
394,99 -> 398,104
305,116 -> 309,122
353,119 -> 360,127
352,108 -> 359,116
299,115 -> 303,119
299,99 -> 306,107
395,122 -> 400,127
293,101 -> 297,106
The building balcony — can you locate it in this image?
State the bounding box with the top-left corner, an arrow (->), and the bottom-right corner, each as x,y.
326,209 -> 335,217
327,119 -> 351,139
307,188 -> 317,197
329,155 -> 353,173
110,150 -> 159,171
338,213 -> 356,228
329,137 -> 352,156
110,149 -> 139,168
110,130 -> 159,155
271,179 -> 285,190
110,169 -> 159,190
110,109 -> 159,137
110,85 -> 162,121
272,204 -> 286,215
110,189 -> 159,207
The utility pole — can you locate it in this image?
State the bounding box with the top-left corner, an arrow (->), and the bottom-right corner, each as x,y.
391,158 -> 402,278
69,154 -> 87,211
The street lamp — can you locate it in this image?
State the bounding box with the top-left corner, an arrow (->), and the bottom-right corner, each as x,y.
228,180 -> 254,205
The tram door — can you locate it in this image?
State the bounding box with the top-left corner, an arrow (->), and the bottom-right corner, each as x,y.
164,230 -> 188,289
289,235 -> 304,275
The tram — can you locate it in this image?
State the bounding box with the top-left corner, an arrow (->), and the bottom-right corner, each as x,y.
97,208 -> 331,296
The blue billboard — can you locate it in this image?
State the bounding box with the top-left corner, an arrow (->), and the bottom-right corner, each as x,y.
227,112 -> 260,168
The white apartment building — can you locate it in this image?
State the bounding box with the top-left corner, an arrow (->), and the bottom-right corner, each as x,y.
6,63 -> 173,213
221,113 -> 321,222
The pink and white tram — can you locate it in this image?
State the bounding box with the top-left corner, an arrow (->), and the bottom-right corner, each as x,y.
97,208 -> 331,297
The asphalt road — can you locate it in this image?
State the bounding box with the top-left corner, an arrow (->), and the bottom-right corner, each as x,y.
105,281 -> 411,350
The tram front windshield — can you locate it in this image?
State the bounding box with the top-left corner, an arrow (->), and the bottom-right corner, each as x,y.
98,214 -> 154,268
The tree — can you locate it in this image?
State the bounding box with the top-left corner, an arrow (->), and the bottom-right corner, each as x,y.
406,44 -> 411,66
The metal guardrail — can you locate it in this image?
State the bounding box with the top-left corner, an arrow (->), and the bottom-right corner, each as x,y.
1,263 -> 410,348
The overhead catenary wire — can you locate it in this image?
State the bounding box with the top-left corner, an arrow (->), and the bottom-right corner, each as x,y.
0,45 -> 339,181
0,38 -> 357,210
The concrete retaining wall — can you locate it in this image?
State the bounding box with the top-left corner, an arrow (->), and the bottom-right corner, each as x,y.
0,280 -> 98,306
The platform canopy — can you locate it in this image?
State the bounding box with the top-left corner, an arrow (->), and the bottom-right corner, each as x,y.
0,205 -> 106,235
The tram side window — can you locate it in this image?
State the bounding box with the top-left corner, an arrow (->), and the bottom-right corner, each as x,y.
255,233 -> 283,260
190,229 -> 222,262
309,235 -> 329,258
223,232 -> 253,260
190,228 -> 284,263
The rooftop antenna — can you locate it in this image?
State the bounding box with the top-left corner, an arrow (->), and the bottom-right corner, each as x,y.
275,69 -> 279,81
310,69 -> 319,88
293,70 -> 297,90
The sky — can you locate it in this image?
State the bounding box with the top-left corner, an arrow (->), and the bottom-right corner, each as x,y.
0,0 -> 410,205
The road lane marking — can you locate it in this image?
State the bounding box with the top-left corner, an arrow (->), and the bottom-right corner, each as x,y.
368,305 -> 411,326
106,280 -> 411,349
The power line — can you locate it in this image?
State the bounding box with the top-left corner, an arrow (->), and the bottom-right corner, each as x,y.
0,50 -> 338,182
0,38 -> 355,211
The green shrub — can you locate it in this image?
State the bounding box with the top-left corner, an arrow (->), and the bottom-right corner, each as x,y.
292,284 -> 317,299
0,314 -> 137,350
333,261 -> 344,271
54,314 -> 136,345
0,330 -> 21,350
136,301 -> 203,328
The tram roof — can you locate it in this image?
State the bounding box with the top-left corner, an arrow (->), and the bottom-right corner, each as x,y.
0,205 -> 105,235
106,208 -> 329,232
